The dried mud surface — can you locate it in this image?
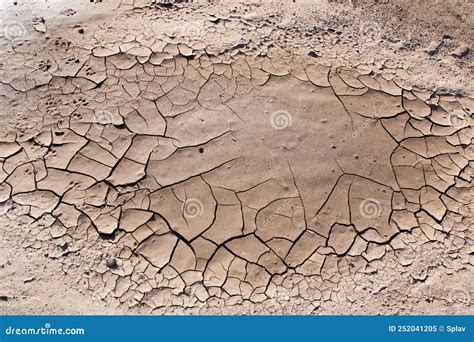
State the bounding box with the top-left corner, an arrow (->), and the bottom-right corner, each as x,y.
0,0 -> 473,315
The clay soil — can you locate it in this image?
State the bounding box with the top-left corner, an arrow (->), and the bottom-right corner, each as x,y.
0,0 -> 472,315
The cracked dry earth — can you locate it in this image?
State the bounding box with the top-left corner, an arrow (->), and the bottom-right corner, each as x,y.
0,0 -> 473,315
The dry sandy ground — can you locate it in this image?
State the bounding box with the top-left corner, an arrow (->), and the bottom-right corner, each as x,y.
0,0 -> 472,315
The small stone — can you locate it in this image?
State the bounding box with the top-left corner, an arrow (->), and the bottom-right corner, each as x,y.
23,275 -> 36,283
451,46 -> 470,59
411,269 -> 427,282
426,41 -> 442,56
33,17 -> 47,33
106,258 -> 118,269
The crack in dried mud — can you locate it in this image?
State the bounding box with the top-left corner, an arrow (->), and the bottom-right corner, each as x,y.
0,0 -> 472,314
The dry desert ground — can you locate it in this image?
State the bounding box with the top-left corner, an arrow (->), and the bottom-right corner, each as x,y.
0,0 -> 472,315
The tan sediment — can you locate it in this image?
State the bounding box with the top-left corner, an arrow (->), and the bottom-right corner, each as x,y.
0,0 -> 472,315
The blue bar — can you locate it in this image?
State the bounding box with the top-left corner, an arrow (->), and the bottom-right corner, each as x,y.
0,316 -> 472,342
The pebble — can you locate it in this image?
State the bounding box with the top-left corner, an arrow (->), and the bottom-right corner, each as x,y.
106,258 -> 118,269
